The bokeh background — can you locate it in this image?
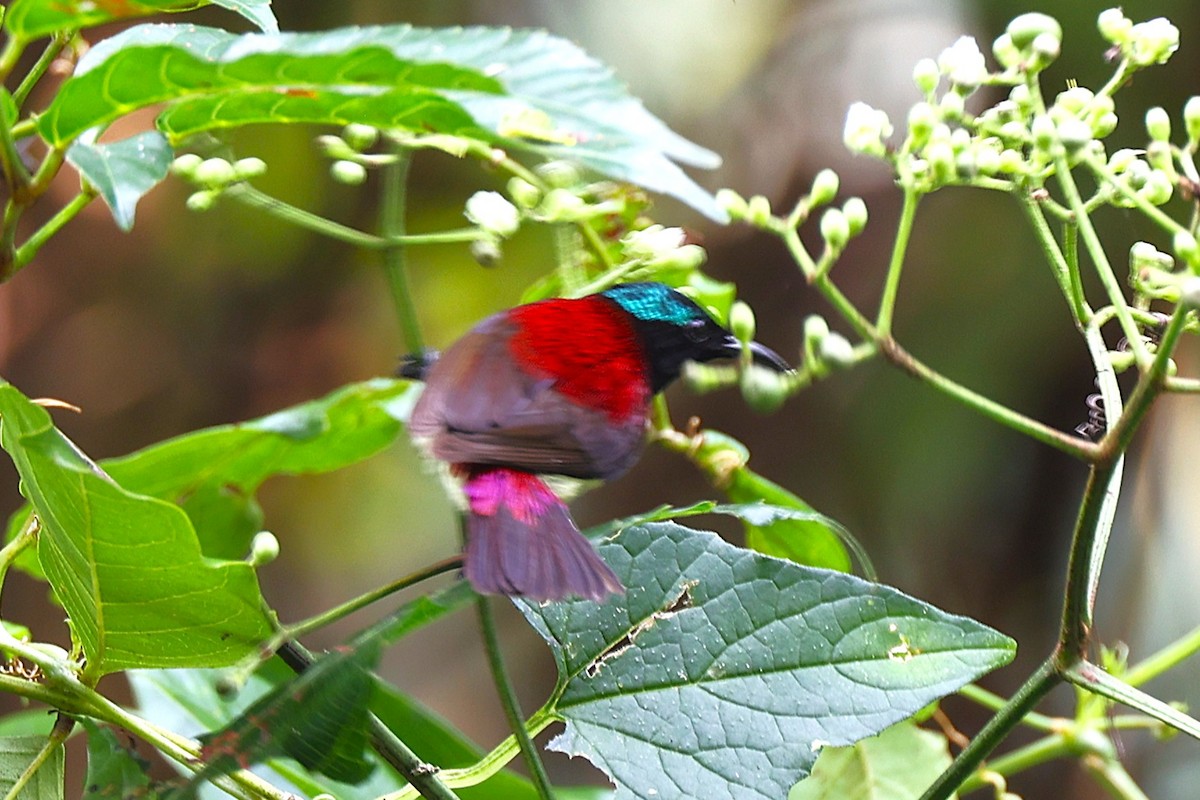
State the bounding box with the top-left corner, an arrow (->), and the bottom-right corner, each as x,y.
3,0 -> 1200,797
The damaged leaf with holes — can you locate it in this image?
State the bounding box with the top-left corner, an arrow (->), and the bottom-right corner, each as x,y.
519,522 -> 1015,800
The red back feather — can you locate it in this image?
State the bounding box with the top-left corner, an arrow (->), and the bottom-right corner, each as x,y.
507,297 -> 650,423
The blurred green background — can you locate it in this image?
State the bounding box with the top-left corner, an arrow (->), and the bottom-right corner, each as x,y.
4,0 -> 1200,796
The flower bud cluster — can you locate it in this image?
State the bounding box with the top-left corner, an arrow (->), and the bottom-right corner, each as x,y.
316,123 -> 383,185
620,225 -> 706,273
1099,10 -> 1180,67
171,154 -> 268,211
849,9 -> 1187,198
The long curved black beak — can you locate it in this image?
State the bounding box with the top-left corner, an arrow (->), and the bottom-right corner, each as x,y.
722,334 -> 792,372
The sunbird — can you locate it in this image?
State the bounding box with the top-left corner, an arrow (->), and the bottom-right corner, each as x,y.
408,282 -> 790,601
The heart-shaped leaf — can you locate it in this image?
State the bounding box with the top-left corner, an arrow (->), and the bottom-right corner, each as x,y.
521,522 -> 1014,800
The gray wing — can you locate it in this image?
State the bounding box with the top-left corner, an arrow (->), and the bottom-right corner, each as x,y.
408,315 -> 646,480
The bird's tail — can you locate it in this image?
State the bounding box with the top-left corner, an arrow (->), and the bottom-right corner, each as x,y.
460,466 -> 623,602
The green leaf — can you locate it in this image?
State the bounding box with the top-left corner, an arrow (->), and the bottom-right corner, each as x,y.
128,667 -> 404,799
3,0 -> 277,40
192,643 -> 380,787
788,721 -> 952,800
37,24 -> 723,218
0,383 -> 273,678
0,736 -> 64,800
67,128 -> 173,231
81,721 -> 161,800
520,522 -> 1014,800
724,468 -> 854,572
101,378 -> 418,559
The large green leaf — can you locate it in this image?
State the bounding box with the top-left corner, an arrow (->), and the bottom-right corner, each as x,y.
37,24 -> 723,218
67,128 -> 173,231
129,667 -> 404,800
82,721 -> 161,800
101,378 -> 418,559
193,642 -> 380,787
3,0 -> 277,40
788,721 -> 951,800
0,383 -> 273,678
521,522 -> 1014,800
0,736 -> 64,800
4,379 -> 419,564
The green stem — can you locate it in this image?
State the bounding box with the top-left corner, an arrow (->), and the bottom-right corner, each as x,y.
919,657 -> 1061,800
476,596 -> 556,800
10,189 -> 96,273
958,732 -> 1070,793
1090,158 -> 1187,239
0,36 -> 28,86
554,223 -> 588,296
229,183 -> 386,246
380,147 -> 425,354
383,707 -> 558,800
1018,194 -> 1089,324
276,640 -> 461,800
1053,153 -> 1147,364
86,693 -> 288,800
875,187 -> 919,336
1063,660 -> 1200,740
1057,460 -> 1122,658
0,516 -> 37,595
1095,304 -> 1187,464
271,556 -> 461,650
227,184 -> 487,249
877,337 -> 1096,460
10,33 -> 68,109
1083,755 -> 1151,800
957,683 -> 1060,732
1126,623 -> 1200,687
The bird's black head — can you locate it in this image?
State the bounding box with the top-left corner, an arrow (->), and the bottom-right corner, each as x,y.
600,282 -> 790,392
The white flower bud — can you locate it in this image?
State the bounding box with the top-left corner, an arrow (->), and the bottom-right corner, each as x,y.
342,123 -> 378,151
194,157 -> 235,188
1058,118 -> 1093,154
1185,97 -> 1200,145
1146,107 -> 1172,142
170,153 -> 202,178
938,36 -> 988,89
1126,17 -> 1180,67
185,189 -> 219,212
330,160 -> 367,185
843,102 -> 893,158
746,194 -> 773,226
1098,8 -> 1132,45
939,90 -> 965,120
1031,32 -> 1061,66
819,208 -> 850,250
464,190 -> 520,238
842,197 -> 868,236
233,157 -> 267,180
1182,276 -> 1200,305
740,365 -> 789,414
248,531 -> 280,567
1139,171 -> 1173,205
1031,114 -> 1056,151
819,332 -> 855,368
729,301 -> 756,344
912,58 -> 940,95
992,33 -> 1021,70
716,188 -> 749,220
810,169 -> 840,207
1007,12 -> 1063,50
1173,229 -> 1200,268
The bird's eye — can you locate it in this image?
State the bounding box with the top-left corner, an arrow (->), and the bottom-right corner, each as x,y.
683,319 -> 707,340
